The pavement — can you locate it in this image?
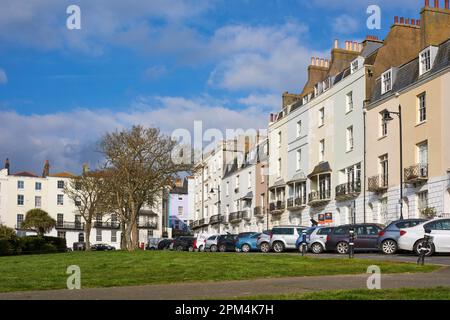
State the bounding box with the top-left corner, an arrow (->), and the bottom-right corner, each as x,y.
0,265 -> 449,300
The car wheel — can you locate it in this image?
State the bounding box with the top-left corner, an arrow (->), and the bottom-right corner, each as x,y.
176,245 -> 184,251
311,242 -> 324,254
188,246 -> 194,252
241,244 -> 251,253
336,242 -> 349,254
219,244 -> 226,252
198,245 -> 204,252
260,242 -> 270,253
210,245 -> 218,252
381,239 -> 398,255
272,241 -> 285,253
413,239 -> 435,257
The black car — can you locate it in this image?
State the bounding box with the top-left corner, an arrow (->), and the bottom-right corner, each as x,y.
325,224 -> 384,254
157,238 -> 174,250
217,234 -> 238,252
172,236 -> 195,251
91,243 -> 116,251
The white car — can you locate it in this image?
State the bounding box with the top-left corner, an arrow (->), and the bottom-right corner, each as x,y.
307,226 -> 334,254
398,218 -> 450,256
204,234 -> 220,252
194,233 -> 213,252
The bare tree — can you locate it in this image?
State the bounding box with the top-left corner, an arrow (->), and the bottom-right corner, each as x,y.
65,170 -> 107,250
99,125 -> 192,251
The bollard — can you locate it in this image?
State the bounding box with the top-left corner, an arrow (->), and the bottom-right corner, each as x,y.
349,228 -> 355,259
301,229 -> 308,256
417,229 -> 434,266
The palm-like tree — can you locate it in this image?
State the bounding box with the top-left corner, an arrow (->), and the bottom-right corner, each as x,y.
21,209 -> 56,237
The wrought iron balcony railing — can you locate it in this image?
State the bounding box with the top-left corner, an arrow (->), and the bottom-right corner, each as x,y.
229,211 -> 243,223
94,221 -> 120,229
240,210 -> 252,221
269,201 -> 285,214
287,196 -> 307,210
209,214 -> 224,225
254,206 -> 265,217
368,175 -> 388,192
308,190 -> 331,206
137,221 -> 158,229
55,221 -> 85,231
335,180 -> 361,200
404,164 -> 428,183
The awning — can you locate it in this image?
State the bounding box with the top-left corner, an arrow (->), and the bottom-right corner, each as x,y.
287,172 -> 307,183
241,192 -> 253,200
307,162 -> 332,179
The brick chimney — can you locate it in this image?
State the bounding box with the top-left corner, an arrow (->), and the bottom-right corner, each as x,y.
42,160 -> 50,178
420,0 -> 450,47
4,158 -> 10,175
446,0 -> 449,9
82,163 -> 89,175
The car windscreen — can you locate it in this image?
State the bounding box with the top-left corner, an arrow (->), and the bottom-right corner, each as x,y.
333,226 -> 349,235
317,227 -> 333,235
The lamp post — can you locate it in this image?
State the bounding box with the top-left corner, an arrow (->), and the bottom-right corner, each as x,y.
383,104 -> 404,220
210,186 -> 221,233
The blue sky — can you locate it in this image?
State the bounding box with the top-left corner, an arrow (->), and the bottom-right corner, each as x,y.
0,0 -> 423,173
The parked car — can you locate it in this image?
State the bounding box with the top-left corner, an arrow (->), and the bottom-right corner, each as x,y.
398,218 -> 450,256
377,219 -> 427,254
296,226 -> 334,254
204,234 -> 220,252
326,224 -> 384,254
217,234 -> 238,252
146,238 -> 162,250
157,238 -> 173,250
270,226 -> 309,253
256,230 -> 272,253
72,242 -> 86,251
194,234 -> 211,252
91,243 -> 116,251
173,236 -> 196,251
235,232 -> 261,252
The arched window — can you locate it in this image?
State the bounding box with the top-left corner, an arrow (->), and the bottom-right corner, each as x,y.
78,233 -> 85,243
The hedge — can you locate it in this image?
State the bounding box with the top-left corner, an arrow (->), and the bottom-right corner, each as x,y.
0,236 -> 67,256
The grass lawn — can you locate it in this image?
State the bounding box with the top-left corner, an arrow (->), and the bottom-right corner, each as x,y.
0,250 -> 438,293
236,287 -> 450,300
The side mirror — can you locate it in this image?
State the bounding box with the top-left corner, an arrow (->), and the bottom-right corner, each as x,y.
424,228 -> 432,234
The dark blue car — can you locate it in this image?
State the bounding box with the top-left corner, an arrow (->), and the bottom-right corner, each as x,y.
235,232 -> 261,253
295,227 -> 318,250
377,219 -> 427,254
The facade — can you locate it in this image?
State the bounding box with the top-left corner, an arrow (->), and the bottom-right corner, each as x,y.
0,160 -> 168,248
168,178 -> 190,234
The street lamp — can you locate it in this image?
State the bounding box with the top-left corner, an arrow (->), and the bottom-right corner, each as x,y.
382,104 -> 404,220
210,186 -> 221,233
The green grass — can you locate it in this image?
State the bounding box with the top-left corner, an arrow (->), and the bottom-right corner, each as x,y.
235,287 -> 450,300
0,251 -> 438,293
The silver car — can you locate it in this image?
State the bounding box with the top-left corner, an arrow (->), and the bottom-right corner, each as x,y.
256,230 -> 271,253
270,226 -> 308,253
204,234 -> 220,252
307,226 -> 334,254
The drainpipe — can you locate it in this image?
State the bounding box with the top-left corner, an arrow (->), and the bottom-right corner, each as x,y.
363,104 -> 368,223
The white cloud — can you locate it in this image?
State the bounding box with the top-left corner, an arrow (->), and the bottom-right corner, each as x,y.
0,96 -> 269,173
143,66 -> 167,80
0,69 -> 7,84
238,94 -> 280,111
332,15 -> 360,35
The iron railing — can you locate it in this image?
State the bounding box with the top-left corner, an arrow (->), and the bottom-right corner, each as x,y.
404,164 -> 428,182
94,221 -> 120,229
308,190 -> 331,205
335,180 -> 361,200
55,221 -> 85,231
209,214 -> 224,225
229,211 -> 243,223
368,175 -> 388,192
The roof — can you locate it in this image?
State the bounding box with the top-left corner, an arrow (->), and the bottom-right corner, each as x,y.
308,162 -> 332,178
241,191 -> 253,200
11,171 -> 39,178
287,172 -> 307,183
49,172 -> 76,178
270,178 -> 285,189
371,38 -> 450,104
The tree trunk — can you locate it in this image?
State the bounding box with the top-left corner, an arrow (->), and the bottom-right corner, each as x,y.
120,223 -> 127,250
85,221 -> 92,251
125,222 -> 134,251
132,221 -> 139,249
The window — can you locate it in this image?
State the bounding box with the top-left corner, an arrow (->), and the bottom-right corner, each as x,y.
346,92 -> 353,112
96,229 -> 102,242
380,111 -> 388,137
351,59 -> 359,73
346,126 -> 354,152
278,131 -> 282,148
57,194 -> 64,205
296,149 -> 302,171
57,213 -> 64,227
57,231 -> 66,239
418,191 -> 429,211
17,195 -> 24,206
296,120 -> 302,137
235,175 -> 240,189
381,69 -> 392,94
226,181 -> 229,196
417,141 -> 428,165
260,167 -> 265,183
380,198 -> 388,221
35,196 -> 41,208
319,108 -> 325,126
178,206 -> 183,216
419,47 -> 438,75
319,139 -> 325,162
111,230 -> 117,243
17,181 -> 24,189
75,197 -> 81,207
35,182 -> 42,191
418,93 -> 426,123
379,154 -> 389,186
277,158 -> 281,177
248,171 -> 252,188
17,214 -> 24,228
57,180 -> 65,189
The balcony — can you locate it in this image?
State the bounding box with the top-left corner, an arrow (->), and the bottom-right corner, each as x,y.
94,221 -> 120,229
229,211 -> 243,223
335,180 -> 361,201
189,220 -> 199,230
308,190 -> 331,207
137,221 -> 158,229
209,214 -> 224,225
198,218 -> 209,227
55,221 -> 85,231
287,197 -> 307,211
368,175 -> 388,193
240,210 -> 251,221
404,164 -> 428,184
254,206 -> 265,217
269,201 -> 285,215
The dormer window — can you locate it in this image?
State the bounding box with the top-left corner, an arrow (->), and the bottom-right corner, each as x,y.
419,46 -> 438,76
381,69 -> 392,94
323,77 -> 331,92
351,59 -> 359,73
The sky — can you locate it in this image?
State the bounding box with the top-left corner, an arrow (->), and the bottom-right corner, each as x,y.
0,0 -> 424,173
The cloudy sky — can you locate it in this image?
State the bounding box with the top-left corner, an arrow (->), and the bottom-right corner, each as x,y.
0,0 -> 423,173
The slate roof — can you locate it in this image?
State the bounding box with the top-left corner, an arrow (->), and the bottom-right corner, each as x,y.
307,161 -> 332,179
11,171 -> 39,178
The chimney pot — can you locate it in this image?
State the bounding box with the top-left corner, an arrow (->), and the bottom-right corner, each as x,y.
405,18 -> 410,24
411,18 -> 415,25
394,16 -> 399,23
320,58 -> 324,67
416,19 -> 421,26
445,0 -> 449,9
334,39 -> 339,49
325,59 -> 329,68
311,57 -> 315,65
353,41 -> 358,51
316,57 -> 320,66
434,0 -> 439,8
425,0 -> 430,6
4,158 -> 10,175
400,17 -> 405,24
